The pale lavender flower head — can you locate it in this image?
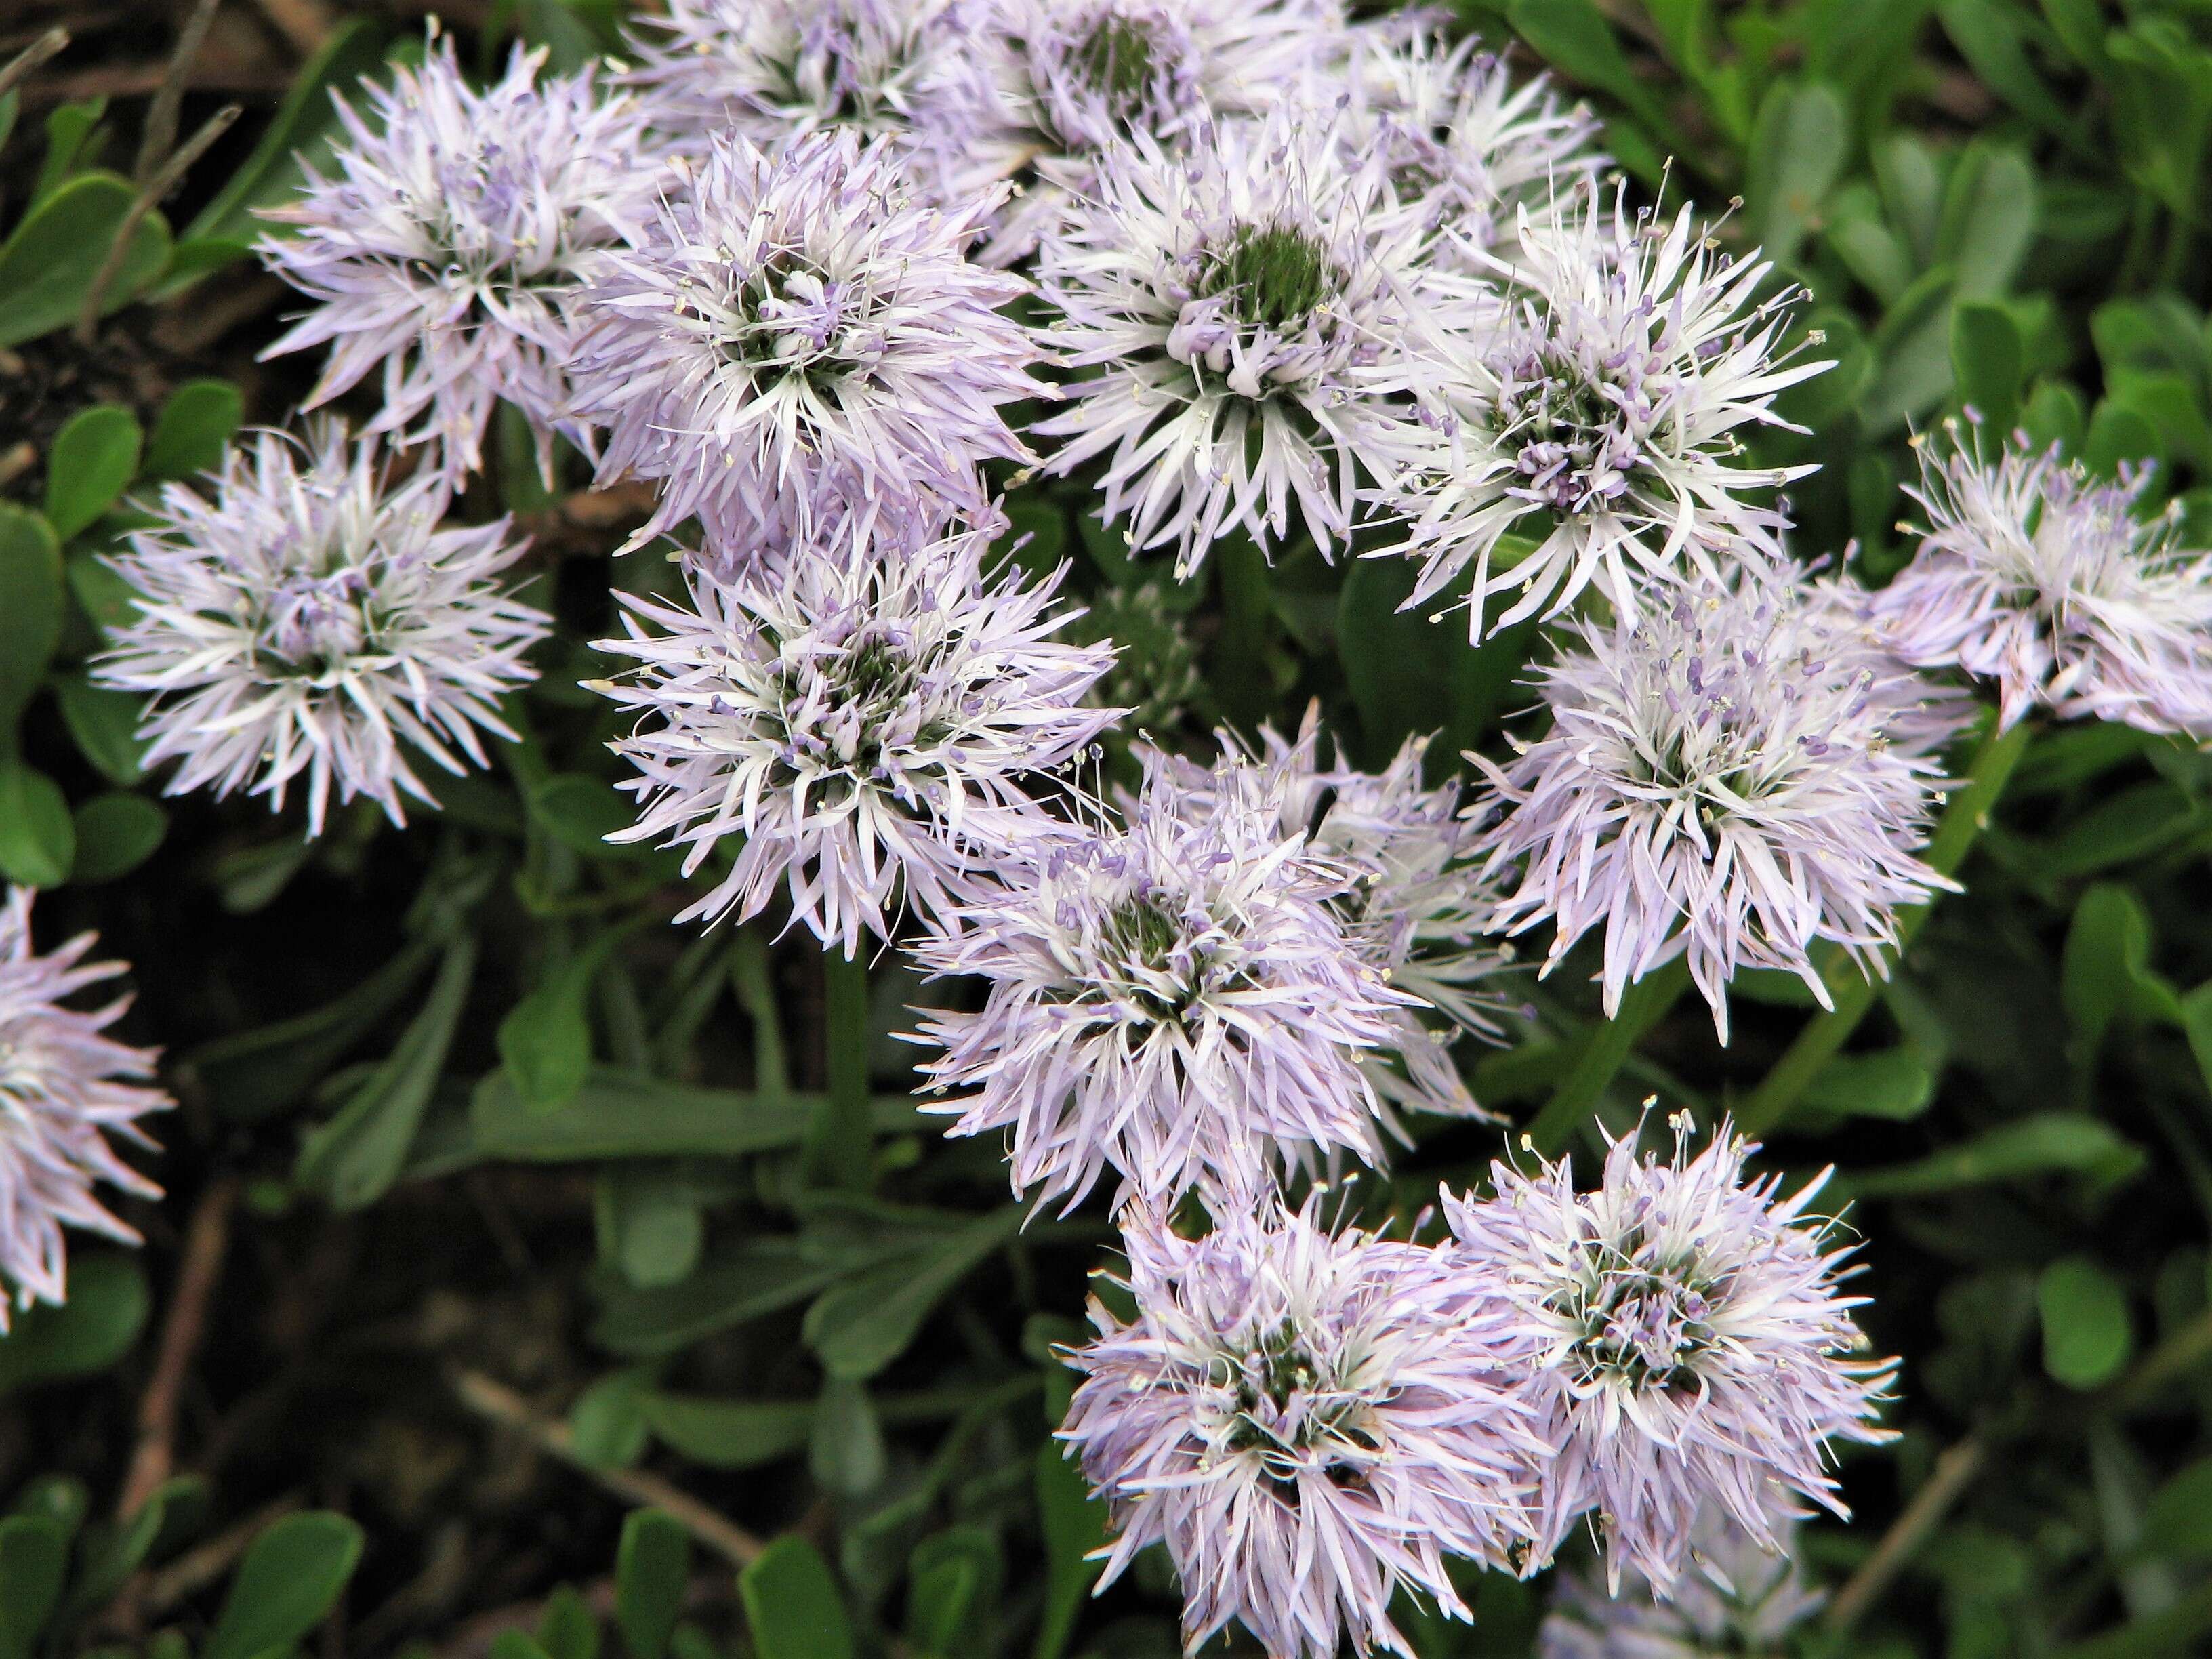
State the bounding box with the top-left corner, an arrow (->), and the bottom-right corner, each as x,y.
1336,19 -> 1602,262
915,746 -> 1409,1209
620,0 -> 1002,199
0,889 -> 169,1332
569,127 -> 1042,556
1871,428 -> 2212,737
1159,709 -> 1515,1120
1472,569 -> 1952,1042
1448,1116 -> 1893,1595
1540,1501 -> 1826,1659
98,425 -> 547,838
1061,1198 -> 1549,1659
974,0 -> 1347,261
1033,102 -> 1482,575
1380,182 -> 1826,641
258,36 -> 659,484
594,524 -> 1118,956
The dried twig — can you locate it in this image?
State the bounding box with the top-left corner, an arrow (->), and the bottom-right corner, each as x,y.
249,0 -> 339,57
77,102 -> 241,344
0,27 -> 67,102
140,1492 -> 305,1615
449,1369 -> 768,1569
118,1176 -> 241,1519
1825,1437 -> 1988,1635
134,0 -> 224,188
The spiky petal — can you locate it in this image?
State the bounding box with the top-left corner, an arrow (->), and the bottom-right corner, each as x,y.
1061,1199 -> 1549,1659
595,523 -> 1119,955
97,425 -> 546,838
0,889 -> 169,1332
258,35 -> 659,483
1872,427 -> 2212,737
1446,1117 -> 1893,1594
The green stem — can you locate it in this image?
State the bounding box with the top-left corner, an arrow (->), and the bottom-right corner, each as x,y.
810,947 -> 874,1192
1215,537 -> 1275,727
1528,956 -> 1695,1156
1738,714 -> 2031,1136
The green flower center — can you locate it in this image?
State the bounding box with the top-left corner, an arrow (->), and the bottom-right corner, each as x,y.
1201,224 -> 1334,335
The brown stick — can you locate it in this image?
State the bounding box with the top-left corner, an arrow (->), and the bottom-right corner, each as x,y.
449,1370 -> 768,1569
0,27 -> 68,102
135,0 -> 224,188
141,1492 -> 305,1614
77,102 -> 241,344
117,1176 -> 241,1519
1824,1437 -> 1987,1636
249,0 -> 339,57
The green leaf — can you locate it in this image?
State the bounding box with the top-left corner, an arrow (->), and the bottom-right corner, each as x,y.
142,379 -> 244,482
596,1166 -> 704,1290
741,1537 -> 852,1659
906,1528 -> 999,1659
568,1370 -> 652,1469
2084,402 -> 2165,479
1507,0 -> 1682,151
491,1633 -> 554,1659
1033,1443 -> 1109,1659
54,676 -> 148,786
1745,80 -> 1849,267
64,1477 -> 203,1620
501,931 -> 628,1112
2023,781 -> 2200,880
295,935 -> 478,1210
0,504 -> 62,739
1952,303 -> 2024,434
2141,1458 -> 2212,1559
0,763 -> 75,888
44,406 -> 141,541
537,1586 -> 602,1659
533,775 -> 647,859
614,1510 -> 689,1659
1849,1115 -> 2146,1198
1937,0 -> 2085,145
182,21 -> 388,251
0,1254 -> 148,1393
1336,551 -> 1542,765
1939,142 -> 2039,300
2064,885 -> 2184,1063
1799,1048 -> 1936,1123
70,793 -> 166,885
2041,1257 -> 2135,1390
804,1206 -> 1023,1381
0,173 -> 171,347
1862,266 -> 1958,434
0,1517 -> 67,1659
31,99 -> 105,203
809,1377 -> 886,1498
202,1512 -> 365,1659
638,1393 -> 815,1469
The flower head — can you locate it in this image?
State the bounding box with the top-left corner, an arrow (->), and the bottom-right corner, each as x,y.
1337,20 -> 1601,260
98,425 -> 546,838
1034,102 -> 1478,574
1157,711 -> 1515,1119
595,524 -> 1118,954
916,747 -> 1408,1208
1872,428 -> 2212,736
0,890 -> 169,1332
621,0 -> 1000,197
1382,182 -> 1824,640
1061,1199 -> 1547,1659
570,127 -> 1042,556
1539,1502 -> 1826,1659
1472,569 -> 1951,1041
258,36 -> 658,483
976,0 -> 1345,260
1447,1117 -> 1892,1593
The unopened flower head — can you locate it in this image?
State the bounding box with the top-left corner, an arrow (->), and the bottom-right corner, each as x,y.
1337,20 -> 1601,259
621,0 -> 1000,197
259,35 -> 658,483
1540,1502 -> 1826,1659
1473,571 -> 1951,1042
595,525 -> 1118,955
1448,1117 -> 1892,1593
1872,426 -> 2212,737
1384,182 -> 1824,641
1061,1200 -> 1547,1659
977,0 -> 1345,260
1035,102 -> 1477,574
570,127 -> 1041,556
916,747 -> 1408,1208
0,889 -> 169,1332
98,425 -> 547,838
1159,711 -> 1515,1119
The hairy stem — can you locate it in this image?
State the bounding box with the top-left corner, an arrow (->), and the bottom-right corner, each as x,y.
811,946 -> 874,1191
1528,956 -> 1694,1155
